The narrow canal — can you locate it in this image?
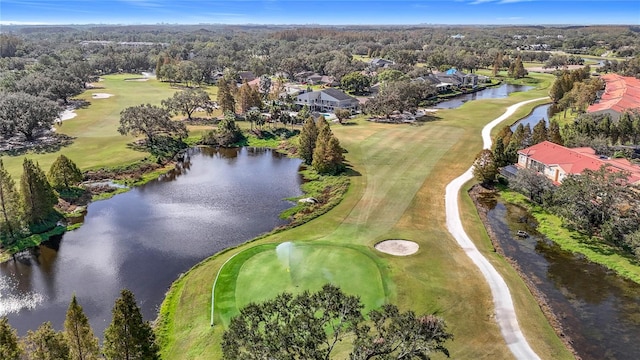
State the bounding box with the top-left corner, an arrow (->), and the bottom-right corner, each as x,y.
483,197 -> 640,360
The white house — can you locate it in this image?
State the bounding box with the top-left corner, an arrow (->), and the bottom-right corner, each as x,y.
295,88 -> 359,113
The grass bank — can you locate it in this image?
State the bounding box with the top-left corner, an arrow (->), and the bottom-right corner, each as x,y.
500,189 -> 640,284
156,72 -> 573,359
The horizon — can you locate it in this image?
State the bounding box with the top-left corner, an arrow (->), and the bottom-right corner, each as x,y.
1,0 -> 638,26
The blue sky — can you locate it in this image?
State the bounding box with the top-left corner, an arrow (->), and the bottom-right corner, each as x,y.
0,0 -> 638,25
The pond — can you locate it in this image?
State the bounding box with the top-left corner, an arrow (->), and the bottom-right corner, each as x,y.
484,197 -> 640,360
0,147 -> 303,336
433,84 -> 534,109
510,103 -> 551,131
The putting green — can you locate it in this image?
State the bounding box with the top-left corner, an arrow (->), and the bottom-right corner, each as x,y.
213,242 -> 391,327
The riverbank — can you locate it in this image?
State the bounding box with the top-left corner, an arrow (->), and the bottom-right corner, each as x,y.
468,184 -> 580,358
499,189 -> 640,285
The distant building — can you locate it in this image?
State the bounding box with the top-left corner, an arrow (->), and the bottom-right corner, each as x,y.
369,58 -> 395,69
295,88 -> 359,113
238,71 -> 256,83
587,74 -> 640,120
516,141 -> 640,184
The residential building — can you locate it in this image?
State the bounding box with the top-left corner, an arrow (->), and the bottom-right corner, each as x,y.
369,58 -> 395,69
587,74 -> 640,120
295,88 -> 359,113
516,141 -> 640,184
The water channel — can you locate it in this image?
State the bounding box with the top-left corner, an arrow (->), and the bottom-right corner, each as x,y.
434,83 -> 534,109
484,197 -> 640,360
0,147 -> 303,336
510,103 -> 551,131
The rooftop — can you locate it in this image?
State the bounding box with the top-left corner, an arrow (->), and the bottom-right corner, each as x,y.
587,74 -> 640,115
518,141 -> 640,183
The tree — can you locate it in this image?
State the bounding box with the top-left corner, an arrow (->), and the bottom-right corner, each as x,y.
335,109 -> 351,124
221,285 -> 453,360
0,160 -> 23,246
0,92 -> 59,141
377,69 -> 407,83
312,119 -> 345,175
63,295 -> 100,360
341,72 -> 370,94
48,155 -> 83,191
216,78 -> 236,114
21,158 -> 57,225
298,117 -> 318,165
0,317 -> 22,360
118,104 -> 188,145
258,75 -> 272,100
161,88 -> 211,120
23,322 -> 70,360
511,168 -> 554,205
509,55 -> 527,79
472,149 -> 497,185
548,120 -> 563,145
531,119 -> 548,145
245,108 -> 262,131
351,304 -> 453,360
492,51 -> 503,76
202,111 -> 243,147
103,289 -> 159,360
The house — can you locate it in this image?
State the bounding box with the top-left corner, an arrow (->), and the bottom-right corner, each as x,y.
238,71 -> 256,83
433,68 -> 478,88
295,88 -> 359,113
369,58 -> 395,69
587,74 -> 640,120
516,141 -> 640,184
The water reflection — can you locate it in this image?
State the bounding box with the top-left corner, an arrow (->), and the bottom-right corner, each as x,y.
434,84 -> 534,109
486,199 -> 640,359
510,104 -> 551,131
0,147 -> 303,337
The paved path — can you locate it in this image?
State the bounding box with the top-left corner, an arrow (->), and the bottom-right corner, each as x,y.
445,97 -> 548,360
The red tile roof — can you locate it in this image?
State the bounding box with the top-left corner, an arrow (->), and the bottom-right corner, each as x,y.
587,74 -> 640,114
518,141 -> 640,183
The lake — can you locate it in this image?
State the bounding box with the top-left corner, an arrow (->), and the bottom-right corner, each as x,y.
0,147 -> 303,336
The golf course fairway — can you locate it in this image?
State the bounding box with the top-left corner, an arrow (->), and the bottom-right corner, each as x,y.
154,72 -> 574,360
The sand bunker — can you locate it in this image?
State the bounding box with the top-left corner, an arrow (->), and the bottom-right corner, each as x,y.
374,240 -> 419,256
92,93 -> 114,99
124,78 -> 148,82
57,109 -> 77,122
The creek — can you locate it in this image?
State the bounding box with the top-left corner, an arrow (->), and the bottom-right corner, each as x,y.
0,147 -> 303,336
482,196 -> 640,360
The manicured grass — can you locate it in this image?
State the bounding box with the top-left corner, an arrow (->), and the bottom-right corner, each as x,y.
500,189 -> 640,284
157,71 -> 573,359
2,74 -> 214,179
213,242 -> 389,327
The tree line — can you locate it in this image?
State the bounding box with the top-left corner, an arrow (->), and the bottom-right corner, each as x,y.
0,289 -> 158,360
0,155 -> 81,250
222,284 -> 453,360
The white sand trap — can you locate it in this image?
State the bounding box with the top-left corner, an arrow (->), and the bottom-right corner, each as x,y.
57,109 -> 77,122
92,93 -> 114,99
374,240 -> 419,256
125,78 -> 148,82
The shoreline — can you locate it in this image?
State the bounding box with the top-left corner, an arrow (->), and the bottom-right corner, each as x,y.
468,184 -> 580,359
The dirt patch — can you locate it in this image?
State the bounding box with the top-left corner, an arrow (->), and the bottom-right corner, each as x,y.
374,240 -> 419,256
92,93 -> 114,99
468,184 -> 580,358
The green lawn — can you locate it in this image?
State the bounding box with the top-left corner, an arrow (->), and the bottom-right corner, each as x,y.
2,74 -> 216,179
156,72 -> 573,360
213,242 -> 389,327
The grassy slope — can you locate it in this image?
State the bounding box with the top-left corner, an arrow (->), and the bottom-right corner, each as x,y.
157,72 -> 572,359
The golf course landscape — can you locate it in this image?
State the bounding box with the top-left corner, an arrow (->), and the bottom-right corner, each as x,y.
0,70 -> 573,359
155,72 -> 574,359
